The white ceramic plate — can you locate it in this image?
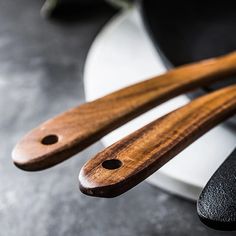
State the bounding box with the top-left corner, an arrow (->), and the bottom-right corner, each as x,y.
84,7 -> 236,200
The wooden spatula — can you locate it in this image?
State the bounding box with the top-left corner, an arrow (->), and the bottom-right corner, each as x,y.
79,84 -> 236,198
12,52 -> 236,171
197,148 -> 236,231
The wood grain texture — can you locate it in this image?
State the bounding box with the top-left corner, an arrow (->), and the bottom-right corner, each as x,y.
12,52 -> 236,171
79,85 -> 236,198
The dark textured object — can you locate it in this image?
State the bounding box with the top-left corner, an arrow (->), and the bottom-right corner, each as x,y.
140,0 -> 236,92
197,148 -> 236,231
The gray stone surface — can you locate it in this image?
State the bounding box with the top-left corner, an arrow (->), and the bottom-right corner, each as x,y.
0,1 -> 234,235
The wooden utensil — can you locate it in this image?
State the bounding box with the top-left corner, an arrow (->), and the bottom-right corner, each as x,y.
197,148 -> 236,231
12,52 -> 236,171
79,84 -> 236,198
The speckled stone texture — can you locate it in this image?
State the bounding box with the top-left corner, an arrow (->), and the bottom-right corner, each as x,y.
0,1 -> 235,235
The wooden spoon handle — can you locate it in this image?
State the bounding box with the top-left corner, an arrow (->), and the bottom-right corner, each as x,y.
12,52 -> 236,171
79,85 -> 236,198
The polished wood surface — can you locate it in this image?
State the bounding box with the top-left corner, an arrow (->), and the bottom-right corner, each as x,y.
79,85 -> 236,198
12,52 -> 236,171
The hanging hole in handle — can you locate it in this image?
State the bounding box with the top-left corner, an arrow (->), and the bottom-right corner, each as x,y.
41,134 -> 58,145
102,159 -> 122,170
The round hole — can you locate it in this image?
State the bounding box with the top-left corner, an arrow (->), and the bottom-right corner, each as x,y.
102,159 -> 122,170
41,134 -> 58,145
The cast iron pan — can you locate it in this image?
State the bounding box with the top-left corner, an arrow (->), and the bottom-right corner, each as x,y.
197,148 -> 236,231
140,0 -> 236,93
